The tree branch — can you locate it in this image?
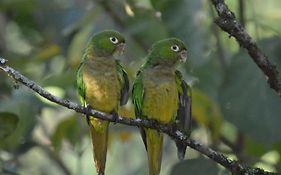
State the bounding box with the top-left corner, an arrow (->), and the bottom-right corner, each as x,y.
210,0 -> 281,97
0,57 -> 277,175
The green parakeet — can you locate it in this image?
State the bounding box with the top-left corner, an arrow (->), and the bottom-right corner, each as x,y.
132,38 -> 192,175
76,30 -> 129,175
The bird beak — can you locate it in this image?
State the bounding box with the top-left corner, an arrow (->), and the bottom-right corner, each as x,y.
179,50 -> 187,62
116,42 -> 126,55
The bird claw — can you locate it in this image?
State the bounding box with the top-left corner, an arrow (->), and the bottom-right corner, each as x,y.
84,104 -> 92,125
170,122 -> 178,133
110,110 -> 118,124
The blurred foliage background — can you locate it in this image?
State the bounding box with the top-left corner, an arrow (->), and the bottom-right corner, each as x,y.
0,0 -> 281,174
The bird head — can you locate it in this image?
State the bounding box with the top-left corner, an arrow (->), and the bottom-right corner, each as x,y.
147,38 -> 187,67
87,30 -> 125,57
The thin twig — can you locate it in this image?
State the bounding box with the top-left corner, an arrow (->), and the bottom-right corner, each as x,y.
238,0 -> 245,27
235,132 -> 246,163
210,0 -> 281,97
209,1 -> 227,68
0,57 -> 277,175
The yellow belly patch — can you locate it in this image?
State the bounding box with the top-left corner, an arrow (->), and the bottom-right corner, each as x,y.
82,58 -> 120,113
142,69 -> 178,123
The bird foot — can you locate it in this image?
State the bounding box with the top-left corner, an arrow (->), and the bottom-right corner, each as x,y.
170,122 -> 178,133
110,110 -> 118,124
83,104 -> 92,125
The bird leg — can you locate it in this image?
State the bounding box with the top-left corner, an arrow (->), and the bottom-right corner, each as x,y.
83,104 -> 92,125
110,110 -> 118,124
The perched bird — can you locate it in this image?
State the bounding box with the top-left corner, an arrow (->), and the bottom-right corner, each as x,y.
132,38 -> 192,175
76,30 -> 129,175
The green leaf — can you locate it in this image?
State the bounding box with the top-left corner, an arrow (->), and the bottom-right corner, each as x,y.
192,89 -> 223,142
51,116 -> 81,151
272,141 -> 281,157
0,89 -> 41,151
0,112 -> 19,139
220,38 -> 281,146
0,0 -> 37,29
220,121 -> 237,144
245,136 -> 267,157
170,157 -> 219,175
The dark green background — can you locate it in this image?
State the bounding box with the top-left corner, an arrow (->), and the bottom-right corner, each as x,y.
0,0 -> 280,174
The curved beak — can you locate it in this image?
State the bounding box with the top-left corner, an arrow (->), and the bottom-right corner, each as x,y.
116,42 -> 126,55
179,49 -> 187,62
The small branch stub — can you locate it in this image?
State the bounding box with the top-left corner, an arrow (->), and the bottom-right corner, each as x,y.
0,57 -> 7,65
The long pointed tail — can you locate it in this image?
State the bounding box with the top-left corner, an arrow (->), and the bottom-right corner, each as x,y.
145,129 -> 163,175
89,117 -> 109,175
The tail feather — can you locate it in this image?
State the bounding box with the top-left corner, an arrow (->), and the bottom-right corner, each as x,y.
176,140 -> 187,161
89,117 -> 109,175
146,129 -> 163,175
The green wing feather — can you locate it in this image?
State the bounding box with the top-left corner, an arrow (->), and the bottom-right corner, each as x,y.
175,70 -> 192,160
132,70 -> 144,118
116,60 -> 129,106
76,62 -> 86,106
132,69 -> 148,149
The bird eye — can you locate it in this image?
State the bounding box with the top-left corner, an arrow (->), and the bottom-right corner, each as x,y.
171,45 -> 180,52
110,37 -> 118,44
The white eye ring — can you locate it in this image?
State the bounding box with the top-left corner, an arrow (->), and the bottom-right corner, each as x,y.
171,45 -> 180,52
110,37 -> 118,44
